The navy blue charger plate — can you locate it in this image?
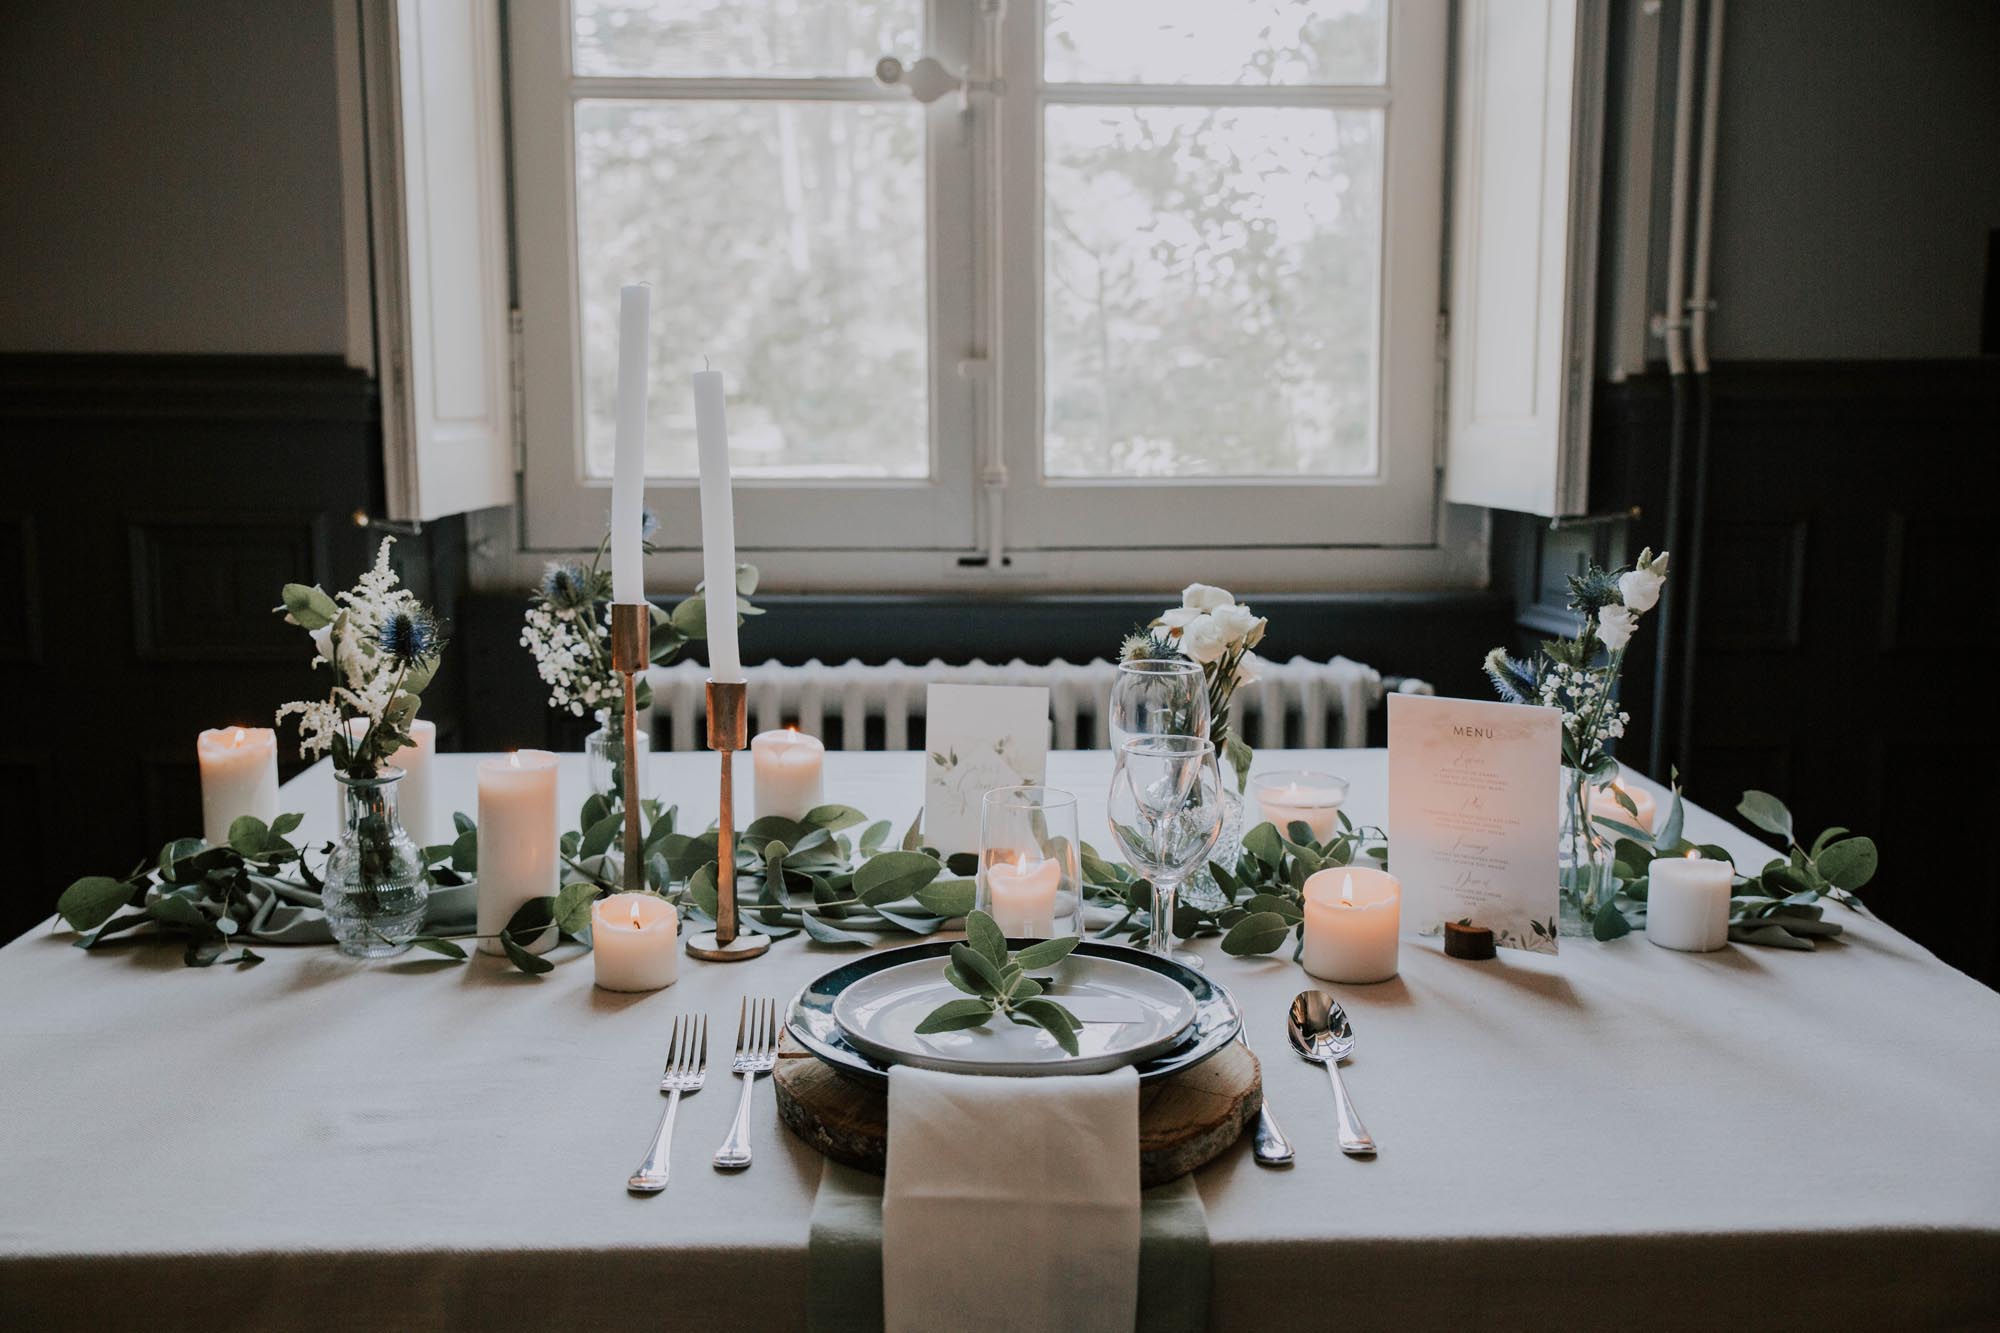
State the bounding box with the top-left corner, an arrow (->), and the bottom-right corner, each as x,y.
787,938 -> 1242,1086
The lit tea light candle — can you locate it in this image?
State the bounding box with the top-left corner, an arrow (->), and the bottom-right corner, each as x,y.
1252,770 -> 1351,842
592,892 -> 678,991
339,717 -> 436,842
1301,867 -> 1401,984
476,750 -> 560,956
751,728 -> 825,821
1590,779 -> 1657,834
1646,851 -> 1734,952
985,853 -> 1061,938
197,727 -> 280,846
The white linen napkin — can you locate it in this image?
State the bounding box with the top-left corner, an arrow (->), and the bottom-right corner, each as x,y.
882,1065 -> 1142,1333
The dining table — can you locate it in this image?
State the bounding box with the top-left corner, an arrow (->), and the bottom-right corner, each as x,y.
2,749 -> 1996,1331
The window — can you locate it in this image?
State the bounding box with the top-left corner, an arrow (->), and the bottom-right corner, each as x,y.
511,1 -> 1449,586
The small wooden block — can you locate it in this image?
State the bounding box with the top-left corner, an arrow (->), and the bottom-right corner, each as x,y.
774,1036 -> 1261,1188
1445,921 -> 1497,960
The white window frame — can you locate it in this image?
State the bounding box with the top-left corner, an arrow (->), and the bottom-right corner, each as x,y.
507,0 -> 1463,592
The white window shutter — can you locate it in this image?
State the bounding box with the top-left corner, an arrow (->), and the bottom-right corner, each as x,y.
1443,0 -> 1608,518
362,0 -> 515,521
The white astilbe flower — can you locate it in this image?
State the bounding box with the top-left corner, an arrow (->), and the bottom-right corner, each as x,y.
277,538 -> 431,761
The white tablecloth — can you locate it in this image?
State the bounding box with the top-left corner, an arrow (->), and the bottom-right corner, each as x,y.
2,751 -> 1996,1330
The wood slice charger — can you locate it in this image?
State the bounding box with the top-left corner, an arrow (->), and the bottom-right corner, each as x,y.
775,1035 -> 1261,1188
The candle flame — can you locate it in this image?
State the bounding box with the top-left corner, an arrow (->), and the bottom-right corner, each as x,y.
508,751 -> 521,769
630,900 -> 643,928
1341,872 -> 1355,905
1685,849 -> 1700,860
230,727 -> 246,745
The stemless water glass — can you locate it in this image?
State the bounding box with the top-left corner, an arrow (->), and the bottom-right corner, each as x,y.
1107,735 -> 1226,967
1108,658 -> 1210,753
978,786 -> 1083,941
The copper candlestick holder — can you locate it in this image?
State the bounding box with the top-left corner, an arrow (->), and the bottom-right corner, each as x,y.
608,603 -> 652,895
685,677 -> 767,961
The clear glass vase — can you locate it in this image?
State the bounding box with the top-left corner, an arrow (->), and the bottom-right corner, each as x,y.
324,769 -> 428,958
1558,766 -> 1617,937
585,721 -> 650,809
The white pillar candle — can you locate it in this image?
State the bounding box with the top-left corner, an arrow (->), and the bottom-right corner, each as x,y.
752,728 -> 825,821
985,854 -> 1061,937
692,368 -> 743,682
1646,852 -> 1734,952
197,727 -> 280,846
1590,779 -> 1657,834
1252,771 -> 1349,842
476,750 -> 560,956
339,717 -> 436,843
611,283 -> 651,606
1301,867 -> 1401,984
592,892 -> 678,992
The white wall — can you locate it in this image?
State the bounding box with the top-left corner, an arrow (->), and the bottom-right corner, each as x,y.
0,0 -> 358,358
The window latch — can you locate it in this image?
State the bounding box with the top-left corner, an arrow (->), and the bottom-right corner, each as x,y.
874,55 -> 1005,112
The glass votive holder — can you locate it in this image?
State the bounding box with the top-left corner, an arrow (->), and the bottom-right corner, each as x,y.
978,786 -> 1083,941
1250,770 -> 1350,843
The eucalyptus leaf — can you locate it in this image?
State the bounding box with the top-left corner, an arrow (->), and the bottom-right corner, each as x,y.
1242,822 -> 1284,868
1814,836 -> 1877,892
410,936 -> 469,960
501,933 -> 555,974
281,582 -> 339,630
553,881 -> 601,935
854,850 -> 942,906
1013,998 -> 1083,1056
1736,790 -> 1793,843
913,878 -> 976,919
1591,899 -> 1632,941
800,912 -> 873,946
688,863 -> 720,921
58,876 -> 136,933
803,803 -> 868,831
949,942 -> 1006,995
1221,911 -> 1292,956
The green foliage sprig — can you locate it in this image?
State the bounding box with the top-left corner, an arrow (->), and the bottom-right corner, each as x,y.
1595,783 -> 1877,948
1081,813 -> 1388,959
915,911 -> 1084,1055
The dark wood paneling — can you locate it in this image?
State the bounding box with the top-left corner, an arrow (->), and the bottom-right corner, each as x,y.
130,513 -> 329,661
0,355 -> 469,947
1557,358 -> 2000,987
0,515 -> 42,663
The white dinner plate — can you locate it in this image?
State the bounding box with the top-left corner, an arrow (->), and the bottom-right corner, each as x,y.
831,951 -> 1199,1076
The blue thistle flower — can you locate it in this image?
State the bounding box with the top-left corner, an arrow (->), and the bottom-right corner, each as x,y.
377,606 -> 443,668
540,561 -> 594,610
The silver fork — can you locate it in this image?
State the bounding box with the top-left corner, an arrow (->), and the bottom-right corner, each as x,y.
627,1014 -> 707,1194
713,997 -> 780,1170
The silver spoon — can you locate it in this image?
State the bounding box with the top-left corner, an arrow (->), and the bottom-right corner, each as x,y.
1287,991 -> 1376,1156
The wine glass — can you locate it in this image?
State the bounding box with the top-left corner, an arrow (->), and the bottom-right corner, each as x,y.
1107,735 -> 1225,967
1108,658 -> 1209,753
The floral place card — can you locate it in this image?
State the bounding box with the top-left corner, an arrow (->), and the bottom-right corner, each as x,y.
1388,693 -> 1562,953
923,684 -> 1050,856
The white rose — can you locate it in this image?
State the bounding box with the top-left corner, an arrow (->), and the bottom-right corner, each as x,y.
310,625 -> 334,662
1181,583 -> 1234,613
1597,605 -> 1637,652
1618,568 -> 1665,614
1210,603 -> 1258,642
1232,650 -> 1265,688
1178,614 -> 1229,664
1156,606 -> 1201,631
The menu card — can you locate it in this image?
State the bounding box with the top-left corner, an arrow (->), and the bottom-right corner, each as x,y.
923,683 -> 1050,856
1388,693 -> 1562,954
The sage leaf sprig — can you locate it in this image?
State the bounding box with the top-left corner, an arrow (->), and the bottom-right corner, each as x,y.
914,911 -> 1085,1056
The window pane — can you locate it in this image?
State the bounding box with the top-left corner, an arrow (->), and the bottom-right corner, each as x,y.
575,100 -> 928,480
1045,0 -> 1386,86
574,0 -> 920,79
1043,105 -> 1382,479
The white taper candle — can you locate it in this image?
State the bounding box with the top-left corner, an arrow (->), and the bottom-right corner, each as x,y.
610,283 -> 651,606
692,367 -> 743,682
